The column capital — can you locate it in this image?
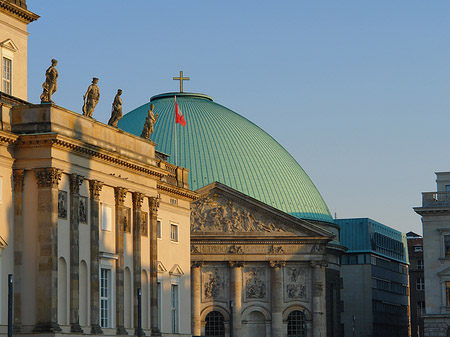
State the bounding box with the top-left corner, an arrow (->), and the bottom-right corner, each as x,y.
69,174 -> 84,194
269,260 -> 286,268
191,261 -> 204,268
89,180 -> 103,200
132,192 -> 145,209
149,195 -> 160,212
310,260 -> 328,269
229,261 -> 245,268
13,169 -> 24,192
34,167 -> 62,188
114,186 -> 128,205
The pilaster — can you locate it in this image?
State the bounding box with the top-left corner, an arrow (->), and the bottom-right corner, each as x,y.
69,174 -> 84,333
89,179 -> 103,335
230,261 -> 244,337
149,196 -> 160,336
191,261 -> 204,336
115,186 -> 128,335
33,167 -> 62,332
132,192 -> 145,336
311,261 -> 327,337
270,260 -> 285,337
13,169 -> 24,333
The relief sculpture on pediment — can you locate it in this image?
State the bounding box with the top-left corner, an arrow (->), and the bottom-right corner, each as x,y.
191,196 -> 286,233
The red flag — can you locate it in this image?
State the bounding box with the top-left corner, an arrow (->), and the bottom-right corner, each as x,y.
175,96 -> 186,126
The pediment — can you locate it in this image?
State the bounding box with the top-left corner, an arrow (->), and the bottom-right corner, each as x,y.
157,261 -> 167,273
438,266 -> 450,277
0,39 -> 18,52
191,182 -> 332,238
169,264 -> 184,276
0,236 -> 7,248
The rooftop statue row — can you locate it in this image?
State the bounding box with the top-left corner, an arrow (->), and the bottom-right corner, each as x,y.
39,59 -> 159,141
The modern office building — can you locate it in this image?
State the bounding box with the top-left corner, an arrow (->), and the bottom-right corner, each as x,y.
336,218 -> 410,337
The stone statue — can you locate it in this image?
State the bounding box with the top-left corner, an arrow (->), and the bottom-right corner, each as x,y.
141,104 -> 159,139
40,59 -> 58,103
82,77 -> 100,117
108,89 -> 123,127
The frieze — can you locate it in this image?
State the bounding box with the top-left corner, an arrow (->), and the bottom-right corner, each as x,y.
284,264 -> 309,302
268,245 -> 285,254
191,244 -> 312,255
191,197 -> 287,233
202,267 -> 227,302
244,267 -> 267,301
229,245 -> 243,254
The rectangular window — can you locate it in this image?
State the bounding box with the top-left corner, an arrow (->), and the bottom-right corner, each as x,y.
157,220 -> 162,239
2,57 -> 11,95
446,282 -> 450,306
101,204 -> 113,231
417,259 -> 424,270
100,268 -> 112,328
445,236 -> 450,257
416,278 -> 425,291
414,245 -> 423,252
171,284 -> 179,333
170,224 -> 178,242
417,301 -> 425,316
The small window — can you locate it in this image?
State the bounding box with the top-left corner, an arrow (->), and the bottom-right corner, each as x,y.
446,185 -> 450,192
100,268 -> 112,328
417,259 -> 424,270
171,284 -> 179,333
416,278 -> 425,291
101,204 -> 113,231
170,224 -> 178,242
445,236 -> 450,257
446,282 -> 450,306
2,57 -> 12,95
414,245 -> 423,252
170,198 -> 178,205
417,301 -> 425,316
157,220 -> 162,239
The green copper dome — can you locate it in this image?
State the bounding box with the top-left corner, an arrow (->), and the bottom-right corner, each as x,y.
119,92 -> 333,223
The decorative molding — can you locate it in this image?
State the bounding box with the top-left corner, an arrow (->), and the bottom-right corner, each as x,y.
132,192 -> 145,209
269,261 -> 286,268
12,169 -> 24,192
169,264 -> 184,276
157,182 -> 198,201
268,245 -> 285,254
0,2 -> 39,23
99,252 -> 118,260
69,174 -> 84,194
0,38 -> 18,52
157,261 -> 167,273
229,261 -> 245,268
33,167 -> 62,188
114,187 -> 128,205
88,180 -> 103,199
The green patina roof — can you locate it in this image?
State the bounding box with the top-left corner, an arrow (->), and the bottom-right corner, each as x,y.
119,92 -> 333,223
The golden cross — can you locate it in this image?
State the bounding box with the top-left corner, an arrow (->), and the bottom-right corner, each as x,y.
173,71 -> 190,93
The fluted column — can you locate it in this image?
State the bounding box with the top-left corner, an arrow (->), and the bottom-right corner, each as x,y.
133,192 -> 145,336
89,180 -> 103,334
230,261 -> 244,337
191,262 -> 203,336
311,261 -> 326,337
149,196 -> 160,336
115,187 -> 128,335
13,169 -> 24,332
270,261 -> 285,337
33,167 -> 62,332
69,174 -> 84,333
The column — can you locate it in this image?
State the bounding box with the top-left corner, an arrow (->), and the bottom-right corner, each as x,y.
230,261 -> 244,337
311,261 -> 326,337
270,261 -> 285,337
89,179 -> 103,334
33,167 -> 62,332
13,169 -> 24,333
70,174 -> 84,333
115,187 -> 128,335
132,192 -> 144,336
149,196 -> 160,336
191,261 -> 203,336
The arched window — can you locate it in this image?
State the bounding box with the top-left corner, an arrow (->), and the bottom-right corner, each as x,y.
287,310 -> 306,337
205,311 -> 225,337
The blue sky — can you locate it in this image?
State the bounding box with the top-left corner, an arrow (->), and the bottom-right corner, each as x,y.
27,1 -> 450,234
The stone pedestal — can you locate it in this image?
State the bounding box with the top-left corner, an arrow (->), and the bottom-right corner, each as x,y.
312,261 -> 326,337
33,167 -> 62,332
191,262 -> 203,336
133,192 -> 145,336
115,187 -> 128,335
230,261 -> 244,337
270,261 -> 285,337
69,174 -> 84,333
13,169 -> 24,333
89,180 -> 103,335
149,196 -> 161,336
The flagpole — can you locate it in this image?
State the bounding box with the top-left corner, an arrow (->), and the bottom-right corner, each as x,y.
174,96 -> 178,166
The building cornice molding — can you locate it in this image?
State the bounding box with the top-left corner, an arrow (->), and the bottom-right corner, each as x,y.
0,130 -> 17,145
157,181 -> 198,201
0,1 -> 39,23
191,237 -> 330,245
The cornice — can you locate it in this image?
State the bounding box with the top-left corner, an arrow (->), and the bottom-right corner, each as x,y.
0,130 -> 17,145
15,133 -> 166,179
0,1 -> 39,23
157,181 -> 198,201
414,206 -> 450,216
191,237 -> 330,245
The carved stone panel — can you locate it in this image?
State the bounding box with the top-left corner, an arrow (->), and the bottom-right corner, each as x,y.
58,191 -> 67,219
140,212 -> 148,236
284,264 -> 309,302
201,267 -> 227,302
244,267 -> 267,302
79,196 -> 88,224
123,207 -> 131,233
